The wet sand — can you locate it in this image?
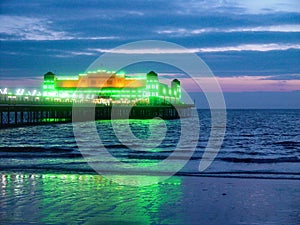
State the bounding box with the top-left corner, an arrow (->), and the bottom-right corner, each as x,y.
0,173 -> 299,225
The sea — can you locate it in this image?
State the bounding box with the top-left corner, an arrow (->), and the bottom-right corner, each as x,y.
0,109 -> 299,224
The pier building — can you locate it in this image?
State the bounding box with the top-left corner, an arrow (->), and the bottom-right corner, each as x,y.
43,70 -> 181,105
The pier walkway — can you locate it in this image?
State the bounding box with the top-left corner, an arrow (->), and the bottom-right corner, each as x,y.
0,97 -> 193,128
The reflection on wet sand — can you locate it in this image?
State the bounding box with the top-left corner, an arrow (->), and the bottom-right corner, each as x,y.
0,173 -> 183,224
2,173 -> 299,224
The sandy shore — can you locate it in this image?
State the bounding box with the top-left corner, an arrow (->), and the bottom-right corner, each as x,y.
0,173 -> 299,225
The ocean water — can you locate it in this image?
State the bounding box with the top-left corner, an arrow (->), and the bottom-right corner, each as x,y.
1,109 -> 300,224
0,109 -> 299,179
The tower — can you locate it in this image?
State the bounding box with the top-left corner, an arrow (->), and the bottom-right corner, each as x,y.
171,79 -> 181,103
43,71 -> 56,93
146,71 -> 159,104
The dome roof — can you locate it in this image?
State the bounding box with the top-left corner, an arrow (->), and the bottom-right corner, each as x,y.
44,71 -> 55,76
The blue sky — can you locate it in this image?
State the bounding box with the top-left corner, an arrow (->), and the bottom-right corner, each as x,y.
1,0 -> 300,107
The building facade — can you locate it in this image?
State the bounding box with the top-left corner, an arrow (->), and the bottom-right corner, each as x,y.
43,70 -> 181,105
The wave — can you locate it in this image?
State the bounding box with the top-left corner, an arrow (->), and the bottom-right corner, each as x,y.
0,166 -> 299,180
1,146 -> 298,164
0,153 -> 83,158
219,156 -> 300,163
274,141 -> 300,147
0,147 -> 82,158
104,144 -> 128,149
125,154 -> 300,164
0,146 -> 76,152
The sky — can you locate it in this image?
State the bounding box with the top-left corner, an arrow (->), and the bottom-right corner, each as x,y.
0,0 -> 300,108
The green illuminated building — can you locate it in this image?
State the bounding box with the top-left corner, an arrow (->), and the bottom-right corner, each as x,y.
43,70 -> 182,105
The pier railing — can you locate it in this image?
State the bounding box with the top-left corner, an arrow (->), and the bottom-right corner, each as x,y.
0,94 -> 194,128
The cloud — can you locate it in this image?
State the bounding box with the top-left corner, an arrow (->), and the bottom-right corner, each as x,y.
51,51 -> 96,58
237,0 -> 300,14
197,43 -> 300,52
1,1 -> 299,90
180,75 -> 300,92
89,43 -> 300,54
157,24 -> 300,35
174,0 -> 245,15
0,77 -> 42,88
175,0 -> 300,15
260,74 -> 300,80
0,16 -> 118,41
216,76 -> 300,92
3,72 -> 299,93
0,16 -> 71,41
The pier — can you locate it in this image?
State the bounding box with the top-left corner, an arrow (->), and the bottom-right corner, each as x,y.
0,70 -> 194,128
0,97 -> 193,128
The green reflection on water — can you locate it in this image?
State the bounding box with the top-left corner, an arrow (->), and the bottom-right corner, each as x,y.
0,173 -> 183,224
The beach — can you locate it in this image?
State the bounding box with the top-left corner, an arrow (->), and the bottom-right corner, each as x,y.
1,173 -> 299,225
1,109 -> 299,224
1,0 -> 300,223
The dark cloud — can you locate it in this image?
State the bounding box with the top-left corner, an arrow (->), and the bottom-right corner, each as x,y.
0,0 -> 300,83
260,74 -> 300,80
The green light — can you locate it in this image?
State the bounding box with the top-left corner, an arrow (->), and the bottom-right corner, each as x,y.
41,70 -> 182,104
56,77 -> 78,80
125,76 -> 145,80
44,81 -> 54,84
8,173 -> 181,224
116,71 -> 125,76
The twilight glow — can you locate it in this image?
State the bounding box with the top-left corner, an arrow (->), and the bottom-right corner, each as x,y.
1,0 -> 300,108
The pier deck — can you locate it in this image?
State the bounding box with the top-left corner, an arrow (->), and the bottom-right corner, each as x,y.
0,103 -> 193,128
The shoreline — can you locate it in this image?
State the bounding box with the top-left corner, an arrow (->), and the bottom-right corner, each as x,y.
1,169 -> 300,180
1,172 -> 299,224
